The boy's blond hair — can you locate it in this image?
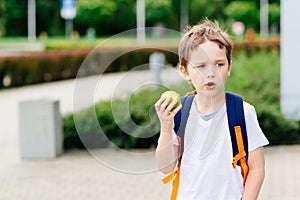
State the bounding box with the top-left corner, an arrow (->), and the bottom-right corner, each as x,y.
178,18 -> 233,69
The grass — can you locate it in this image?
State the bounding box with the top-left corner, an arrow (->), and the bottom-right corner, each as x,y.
0,35 -> 181,50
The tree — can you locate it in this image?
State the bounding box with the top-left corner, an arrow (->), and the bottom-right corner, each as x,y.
269,3 -> 280,32
189,0 -> 227,25
0,0 -> 5,36
145,0 -> 173,27
5,0 -> 27,36
109,0 -> 136,34
36,0 -> 62,36
224,1 -> 258,30
75,0 -> 117,35
0,0 -> 281,37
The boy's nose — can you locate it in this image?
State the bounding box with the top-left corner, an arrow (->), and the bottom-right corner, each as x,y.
206,65 -> 215,78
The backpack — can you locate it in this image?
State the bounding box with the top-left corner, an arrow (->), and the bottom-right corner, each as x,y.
162,92 -> 249,200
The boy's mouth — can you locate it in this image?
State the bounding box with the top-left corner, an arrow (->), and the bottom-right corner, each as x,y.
204,82 -> 216,89
205,82 -> 215,87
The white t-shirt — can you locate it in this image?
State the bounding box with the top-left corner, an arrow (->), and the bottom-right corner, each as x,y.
171,98 -> 269,200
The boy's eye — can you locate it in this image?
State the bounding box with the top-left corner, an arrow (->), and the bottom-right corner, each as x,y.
216,63 -> 224,67
195,64 -> 205,68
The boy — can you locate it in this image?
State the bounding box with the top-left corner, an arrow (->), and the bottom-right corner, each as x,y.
155,19 -> 269,200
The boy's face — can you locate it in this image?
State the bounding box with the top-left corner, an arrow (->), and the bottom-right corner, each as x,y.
180,40 -> 232,97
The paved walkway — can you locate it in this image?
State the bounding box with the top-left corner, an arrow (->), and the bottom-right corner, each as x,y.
0,69 -> 299,199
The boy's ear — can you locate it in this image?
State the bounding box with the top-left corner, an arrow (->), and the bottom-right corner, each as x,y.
179,65 -> 191,81
227,60 -> 232,76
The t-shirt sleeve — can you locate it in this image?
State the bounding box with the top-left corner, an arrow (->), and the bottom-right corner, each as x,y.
244,103 -> 269,152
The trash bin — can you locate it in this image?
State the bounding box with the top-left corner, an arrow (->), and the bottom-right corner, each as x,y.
19,99 -> 63,158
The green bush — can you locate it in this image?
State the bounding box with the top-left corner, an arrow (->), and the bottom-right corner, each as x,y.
0,47 -> 178,89
63,87 -> 168,149
227,49 -> 300,145
63,48 -> 300,149
0,41 -> 278,89
0,50 -> 88,88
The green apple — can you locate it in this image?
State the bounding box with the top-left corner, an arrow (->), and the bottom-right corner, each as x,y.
161,91 -> 181,110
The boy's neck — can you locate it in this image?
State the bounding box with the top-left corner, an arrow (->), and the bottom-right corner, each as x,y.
195,92 -> 226,115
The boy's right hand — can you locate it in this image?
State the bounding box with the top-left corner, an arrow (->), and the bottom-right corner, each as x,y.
155,96 -> 182,133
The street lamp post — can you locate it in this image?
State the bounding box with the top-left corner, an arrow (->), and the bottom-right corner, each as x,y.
60,0 -> 76,39
180,0 -> 188,32
136,0 -> 145,45
260,0 -> 269,40
28,0 -> 36,42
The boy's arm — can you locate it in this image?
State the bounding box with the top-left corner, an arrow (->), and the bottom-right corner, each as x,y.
154,96 -> 181,174
242,147 -> 266,200
155,132 -> 179,174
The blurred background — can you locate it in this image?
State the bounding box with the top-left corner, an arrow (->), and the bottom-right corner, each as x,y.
0,0 -> 288,149
0,0 -> 280,39
1,1 -> 300,199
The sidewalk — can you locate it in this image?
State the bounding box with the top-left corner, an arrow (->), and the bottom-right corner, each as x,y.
0,68 -> 181,200
0,145 -> 299,200
0,69 -> 299,199
0,67 -> 185,161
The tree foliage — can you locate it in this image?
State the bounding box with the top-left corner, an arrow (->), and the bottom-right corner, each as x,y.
4,0 -> 27,36
75,0 -> 117,35
145,0 -> 173,26
189,0 -> 227,25
0,0 -> 281,37
269,3 -> 280,28
224,1 -> 258,29
36,1 -> 61,35
0,0 -> 5,36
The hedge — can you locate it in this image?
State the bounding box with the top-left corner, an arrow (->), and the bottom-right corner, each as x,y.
0,47 -> 178,89
0,40 -> 279,89
226,49 -> 300,145
63,87 -> 166,149
63,48 -> 300,149
0,50 -> 87,88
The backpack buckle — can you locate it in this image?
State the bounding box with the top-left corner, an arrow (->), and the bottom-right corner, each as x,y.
232,150 -> 246,168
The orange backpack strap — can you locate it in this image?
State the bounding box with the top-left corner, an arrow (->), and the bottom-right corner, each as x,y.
232,126 -> 249,185
162,166 -> 181,200
226,92 -> 249,185
162,136 -> 182,200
